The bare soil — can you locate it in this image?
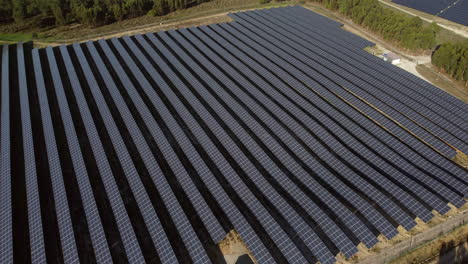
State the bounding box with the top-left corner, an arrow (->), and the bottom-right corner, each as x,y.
219,230 -> 257,264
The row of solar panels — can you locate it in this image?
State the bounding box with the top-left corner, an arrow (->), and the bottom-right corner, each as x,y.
439,0 -> 468,26
1,5 -> 467,264
392,0 -> 468,25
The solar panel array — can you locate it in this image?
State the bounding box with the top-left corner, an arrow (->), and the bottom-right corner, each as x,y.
392,0 -> 468,25
439,0 -> 468,26
1,5 -> 467,264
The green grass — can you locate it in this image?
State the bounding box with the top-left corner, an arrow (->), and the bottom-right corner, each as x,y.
0,0 -> 297,43
0,33 -> 34,42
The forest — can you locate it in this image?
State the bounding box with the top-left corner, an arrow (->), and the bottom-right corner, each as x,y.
432,42 -> 468,82
308,0 -> 440,51
307,0 -> 466,83
0,0 -> 210,26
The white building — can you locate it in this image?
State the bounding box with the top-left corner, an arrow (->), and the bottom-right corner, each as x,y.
383,53 -> 401,65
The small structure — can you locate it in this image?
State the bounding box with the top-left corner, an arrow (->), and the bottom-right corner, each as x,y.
383,52 -> 401,65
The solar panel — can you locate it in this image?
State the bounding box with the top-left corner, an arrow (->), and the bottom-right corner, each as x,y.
166,28 -> 380,255
250,7 -> 468,118
31,48 -> 81,263
234,11 -> 468,183
17,43 -> 47,263
150,31 -> 356,261
392,0 -> 454,15
188,24 -> 400,236
85,40 -> 213,263
0,44 -> 13,264
72,42 -> 194,263
221,22 -> 436,221
125,33 -> 313,263
1,6 -> 467,264
88,40 -> 216,261
256,8 -> 467,151
392,0 -> 468,26
101,37 -> 226,242
243,9 -> 468,149
439,0 -> 468,26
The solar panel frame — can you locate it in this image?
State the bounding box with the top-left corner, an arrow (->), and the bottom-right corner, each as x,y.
0,6 -> 467,263
128,33 -> 277,263
186,25 -> 402,241
248,9 -> 468,145
17,43 -> 47,263
224,15 -> 463,204
223,20 -> 451,211
148,31 -> 358,261
205,24 -> 422,231
252,8 -> 467,154
142,31 -> 282,264
84,40 -> 211,263
234,11 -> 468,191
69,42 -> 180,264
252,8 -> 468,121
222,22 -> 438,221
45,46 -> 121,262
166,27 -> 380,255
31,48 -> 81,263
127,32 -> 315,264
0,44 -> 13,264
102,37 -> 226,243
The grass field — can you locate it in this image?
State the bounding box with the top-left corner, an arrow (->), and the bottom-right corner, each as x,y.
0,0 -> 464,46
0,33 -> 34,42
0,0 -> 299,44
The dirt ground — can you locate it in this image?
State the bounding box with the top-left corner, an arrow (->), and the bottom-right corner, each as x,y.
428,242 -> 468,264
219,230 -> 257,264
17,0 -> 294,46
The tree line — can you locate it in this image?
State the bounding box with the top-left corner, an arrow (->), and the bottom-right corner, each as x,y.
0,0 -> 210,26
432,42 -> 468,82
309,0 -> 440,51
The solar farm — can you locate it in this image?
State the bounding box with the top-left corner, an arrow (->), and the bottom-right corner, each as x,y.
392,0 -> 468,26
1,5 -> 467,264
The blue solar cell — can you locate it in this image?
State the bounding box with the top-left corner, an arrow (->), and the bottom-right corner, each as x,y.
86,39 -> 215,263
439,0 -> 468,25
243,9 -> 468,149
186,24 -> 398,241
70,41 -> 179,264
233,11 -> 468,192
83,41 -> 211,263
0,44 -> 13,264
152,31 -> 358,260
392,0 -> 468,26
1,6 -> 467,264
256,7 -> 468,118
129,32 -> 314,264
392,0 -> 453,15
167,28 -> 380,257
205,23 -> 419,230
31,48 -> 81,263
102,37 -> 226,243
45,46 -> 121,262
222,22 -> 437,221
17,43 -> 46,263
